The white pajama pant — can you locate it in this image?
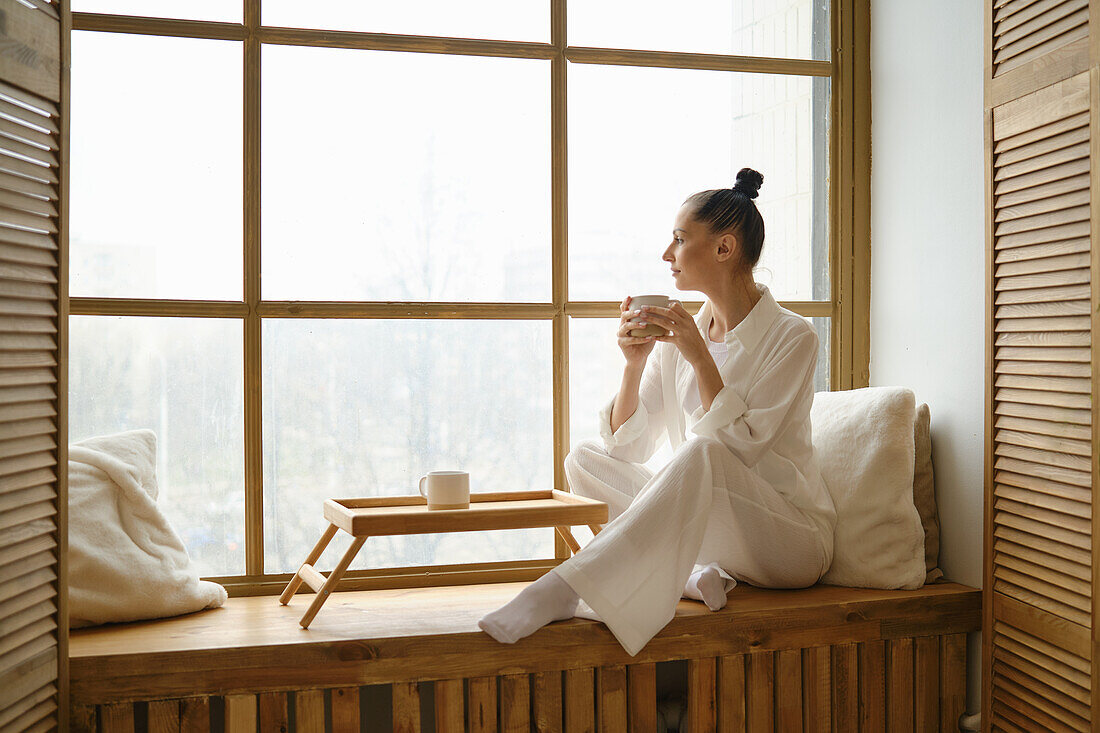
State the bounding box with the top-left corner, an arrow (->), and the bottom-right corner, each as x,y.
555,436 -> 828,657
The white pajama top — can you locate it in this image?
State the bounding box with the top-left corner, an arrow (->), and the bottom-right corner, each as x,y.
596,282 -> 837,569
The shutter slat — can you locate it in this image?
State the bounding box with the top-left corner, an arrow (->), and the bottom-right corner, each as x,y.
994,331 -> 1090,346
995,426 -> 1091,455
993,580 -> 1091,627
994,373 -> 1091,392
995,358 -> 1091,376
994,111 -> 1088,154
995,299 -> 1091,318
994,553 -> 1090,601
0,25 -> 60,721
993,141 -> 1088,181
994,496 -> 1091,534
995,525 -> 1091,568
994,482 -> 1090,518
995,414 -> 1092,440
994,620 -> 1090,677
993,159 -> 1088,196
994,206 -> 1089,237
996,314 -> 1090,331
994,538 -> 1090,583
993,400 -> 1091,425
992,672 -> 1089,731
995,13 -> 1089,73
993,507 -> 1090,549
995,469 -> 1091,503
995,0 -> 1088,48
994,123 -> 1088,167
996,221 -> 1091,248
995,189 -> 1089,222
995,284 -> 1091,306
995,172 -> 1088,207
994,455 -> 1091,488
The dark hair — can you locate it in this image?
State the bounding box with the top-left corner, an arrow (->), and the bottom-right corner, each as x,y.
683,167 -> 765,270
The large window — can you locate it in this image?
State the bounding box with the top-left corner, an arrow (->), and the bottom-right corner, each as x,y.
69,1 -> 861,592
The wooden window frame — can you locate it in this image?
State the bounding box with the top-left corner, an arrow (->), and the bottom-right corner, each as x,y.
67,0 -> 870,595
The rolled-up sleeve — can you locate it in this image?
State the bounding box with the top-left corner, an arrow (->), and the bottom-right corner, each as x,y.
596,344 -> 668,464
690,328 -> 818,467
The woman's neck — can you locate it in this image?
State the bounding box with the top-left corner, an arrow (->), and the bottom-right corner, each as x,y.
704,273 -> 760,341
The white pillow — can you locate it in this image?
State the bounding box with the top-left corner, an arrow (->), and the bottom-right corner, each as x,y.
68,429 -> 227,627
811,386 -> 926,590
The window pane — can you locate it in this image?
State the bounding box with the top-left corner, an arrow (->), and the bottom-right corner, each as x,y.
263,319 -> 554,574
569,0 -> 830,60
68,316 -> 245,577
70,32 -> 242,300
811,316 -> 830,394
71,0 -> 240,23
262,1 -> 547,43
262,47 -> 551,302
569,64 -> 829,303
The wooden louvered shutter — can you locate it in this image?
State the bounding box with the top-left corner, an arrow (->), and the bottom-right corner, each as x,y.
985,0 -> 1098,728
0,0 -> 67,731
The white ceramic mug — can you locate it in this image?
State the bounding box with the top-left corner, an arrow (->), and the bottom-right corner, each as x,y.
418,470 -> 470,510
628,294 -> 671,337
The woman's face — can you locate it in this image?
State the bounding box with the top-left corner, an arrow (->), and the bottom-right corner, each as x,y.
663,204 -> 733,292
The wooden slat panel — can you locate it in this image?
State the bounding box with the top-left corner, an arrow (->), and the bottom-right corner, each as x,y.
995,284 -> 1091,306
996,314 -> 1091,332
0,188 -> 56,220
501,673 -> 529,733
995,358 -> 1092,377
993,72 -> 1088,138
294,690 -> 324,733
593,665 -> 626,731
994,518 -> 1090,562
746,651 -> 773,731
0,114 -> 57,152
775,649 -> 801,731
994,440 -> 1092,471
994,651 -> 1089,708
996,251 -> 1090,277
180,697 -> 210,732
995,551 -> 1089,598
392,681 -> 420,733
995,415 -> 1091,442
994,330 -> 1090,347
563,668 -> 594,733
467,676 -> 495,733
886,638 -> 914,732
831,644 -> 857,732
994,400 -> 1091,425
100,702 -> 134,733
532,671 -> 561,733
0,169 -> 55,201
0,151 -> 55,185
993,674 -> 1087,731
148,699 -> 180,733
995,374 -> 1091,397
717,655 -> 745,733
223,694 -> 255,733
913,636 -> 939,732
995,494 -> 1091,533
331,686 -> 359,732
858,640 -> 885,731
686,658 -> 715,733
622,663 -> 653,733
257,692 -> 287,733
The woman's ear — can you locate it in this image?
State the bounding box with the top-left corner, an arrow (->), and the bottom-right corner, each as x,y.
715,233 -> 737,262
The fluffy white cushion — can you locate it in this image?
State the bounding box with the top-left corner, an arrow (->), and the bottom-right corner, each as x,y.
811,386 -> 926,590
68,429 -> 227,627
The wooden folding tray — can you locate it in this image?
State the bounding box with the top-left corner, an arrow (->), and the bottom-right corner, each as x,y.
281,489 -> 609,628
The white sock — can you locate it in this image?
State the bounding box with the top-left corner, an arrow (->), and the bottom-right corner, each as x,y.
478,569 -> 580,644
683,566 -> 728,611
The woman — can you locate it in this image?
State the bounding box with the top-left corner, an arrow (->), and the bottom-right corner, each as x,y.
479,168 -> 837,656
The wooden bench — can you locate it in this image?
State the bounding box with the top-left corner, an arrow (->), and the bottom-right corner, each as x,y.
69,580 -> 980,732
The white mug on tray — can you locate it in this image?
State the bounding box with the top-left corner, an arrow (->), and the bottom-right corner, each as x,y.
418,470 -> 470,510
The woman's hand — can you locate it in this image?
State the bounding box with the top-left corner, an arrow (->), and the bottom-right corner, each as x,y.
639,301 -> 709,367
617,296 -> 657,367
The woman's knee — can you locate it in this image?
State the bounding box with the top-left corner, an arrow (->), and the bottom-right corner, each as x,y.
564,440 -> 608,489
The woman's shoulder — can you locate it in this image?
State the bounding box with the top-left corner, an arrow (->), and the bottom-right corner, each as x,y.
771,308 -> 818,344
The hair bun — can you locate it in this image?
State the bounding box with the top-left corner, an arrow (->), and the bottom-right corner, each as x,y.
732,168 -> 763,199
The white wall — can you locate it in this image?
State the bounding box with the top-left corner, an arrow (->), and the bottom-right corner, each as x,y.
869,0 -> 985,719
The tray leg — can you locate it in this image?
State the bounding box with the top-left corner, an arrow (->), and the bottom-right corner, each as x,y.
555,526 -> 581,555
280,523 -> 340,605
299,534 -> 369,629
588,523 -> 604,535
